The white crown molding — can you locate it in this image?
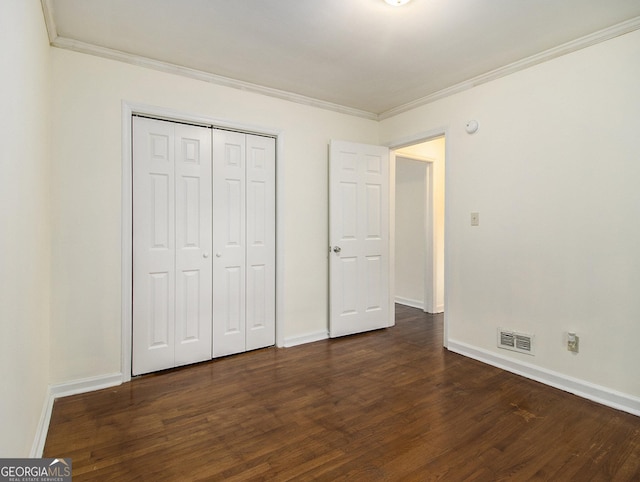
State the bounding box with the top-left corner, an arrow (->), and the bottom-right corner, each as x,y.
48,35 -> 378,121
448,339 -> 640,417
39,1 -> 375,120
40,0 -> 57,44
40,2 -> 640,122
379,15 -> 640,120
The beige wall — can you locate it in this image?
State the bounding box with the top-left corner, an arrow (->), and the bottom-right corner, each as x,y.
4,2 -> 640,456
0,1 -> 52,456
49,48 -> 379,383
381,29 -> 640,397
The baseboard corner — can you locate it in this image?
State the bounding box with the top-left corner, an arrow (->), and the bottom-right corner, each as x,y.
50,372 -> 124,399
283,330 -> 328,348
30,387 -> 54,458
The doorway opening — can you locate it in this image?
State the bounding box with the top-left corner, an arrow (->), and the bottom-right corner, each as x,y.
393,136 -> 445,315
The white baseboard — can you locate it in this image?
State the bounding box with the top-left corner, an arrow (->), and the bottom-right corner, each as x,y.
395,297 -> 424,310
435,303 -> 444,314
284,330 -> 328,347
31,373 -> 123,457
49,372 -> 123,399
30,386 -> 54,458
447,339 -> 640,417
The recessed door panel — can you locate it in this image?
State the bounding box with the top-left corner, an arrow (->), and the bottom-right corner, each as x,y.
149,271 -> 171,348
365,256 -> 382,312
224,266 -> 243,333
366,184 -> 381,240
150,174 -> 171,249
177,176 -> 200,248
225,179 -> 242,247
249,180 -> 266,246
338,257 -> 358,316
178,269 -> 200,341
247,264 -> 266,329
340,182 -> 358,241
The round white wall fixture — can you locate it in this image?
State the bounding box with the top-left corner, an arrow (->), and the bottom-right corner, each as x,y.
465,120 -> 479,134
384,0 -> 411,6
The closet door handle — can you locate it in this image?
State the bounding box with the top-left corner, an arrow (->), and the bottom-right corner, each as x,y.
216,252 -> 222,258
203,252 -> 209,258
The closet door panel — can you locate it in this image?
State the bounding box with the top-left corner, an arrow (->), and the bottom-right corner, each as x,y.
213,129 -> 247,357
132,117 -> 176,375
246,135 -> 276,350
174,124 -> 213,366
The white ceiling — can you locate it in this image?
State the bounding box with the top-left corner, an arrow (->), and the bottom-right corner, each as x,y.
45,0 -> 640,118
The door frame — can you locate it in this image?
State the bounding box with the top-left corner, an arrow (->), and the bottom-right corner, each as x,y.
121,101 -> 283,382
386,127 -> 448,347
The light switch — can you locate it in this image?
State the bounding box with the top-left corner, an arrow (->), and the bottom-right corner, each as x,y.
471,212 -> 479,226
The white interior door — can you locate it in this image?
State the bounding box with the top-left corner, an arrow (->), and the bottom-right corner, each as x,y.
213,129 -> 276,357
329,140 -> 391,337
133,117 -> 212,375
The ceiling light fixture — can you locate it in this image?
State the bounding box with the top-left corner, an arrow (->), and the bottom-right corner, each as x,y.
384,0 -> 411,6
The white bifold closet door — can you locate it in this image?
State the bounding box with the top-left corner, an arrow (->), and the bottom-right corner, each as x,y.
132,116 -> 213,376
213,129 -> 276,357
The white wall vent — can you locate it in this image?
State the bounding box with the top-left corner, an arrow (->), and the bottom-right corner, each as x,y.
497,328 -> 534,355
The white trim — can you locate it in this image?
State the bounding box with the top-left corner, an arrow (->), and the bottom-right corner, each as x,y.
424,159 -> 435,314
387,128 -> 449,345
30,373 -> 124,457
284,330 -> 328,348
30,387 -> 54,458
121,103 -> 133,383
394,297 -> 424,310
275,135 -> 286,348
122,101 -> 283,380
389,151 -> 396,328
50,373 -> 123,399
49,37 -> 377,121
39,0 -> 57,44
448,340 -> 640,417
40,5 -> 640,121
378,16 -> 640,120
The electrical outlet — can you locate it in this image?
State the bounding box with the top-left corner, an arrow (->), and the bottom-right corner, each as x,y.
470,212 -> 479,226
567,332 -> 579,353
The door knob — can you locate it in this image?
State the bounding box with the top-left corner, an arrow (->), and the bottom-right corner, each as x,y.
203,252 -> 209,258
216,252 -> 222,258
333,246 -> 341,253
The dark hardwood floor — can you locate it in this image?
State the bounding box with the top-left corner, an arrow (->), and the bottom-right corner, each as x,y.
44,305 -> 640,481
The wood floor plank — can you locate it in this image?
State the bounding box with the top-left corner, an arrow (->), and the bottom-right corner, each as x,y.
44,305 -> 640,480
